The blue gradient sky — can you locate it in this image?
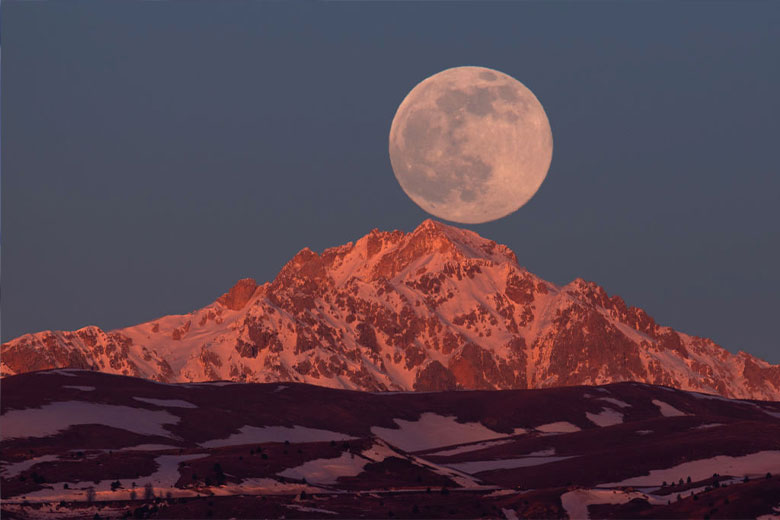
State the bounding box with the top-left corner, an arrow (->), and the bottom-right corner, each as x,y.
3,2 -> 779,362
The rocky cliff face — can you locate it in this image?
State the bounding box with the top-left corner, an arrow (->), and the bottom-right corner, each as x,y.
3,219 -> 779,399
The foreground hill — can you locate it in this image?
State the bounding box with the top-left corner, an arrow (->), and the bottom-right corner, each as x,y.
2,370 -> 780,519
3,219 -> 779,400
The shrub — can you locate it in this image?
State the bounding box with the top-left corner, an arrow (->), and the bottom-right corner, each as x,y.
86,487 -> 96,503
143,483 -> 154,501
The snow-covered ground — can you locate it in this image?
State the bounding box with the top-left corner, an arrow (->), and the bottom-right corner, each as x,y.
446,455 -> 575,474
371,413 -> 519,452
119,443 -> 182,451
200,425 -> 355,448
278,441 -> 402,485
602,450 -> 780,487
561,488 -> 654,520
428,438 -> 514,457
1,401 -> 179,439
278,452 -> 368,484
535,421 -> 581,433
0,455 -> 60,478
595,397 -> 631,408
586,408 -> 624,427
651,399 -> 687,417
132,397 -> 197,408
285,504 -> 338,515
8,453 -> 208,503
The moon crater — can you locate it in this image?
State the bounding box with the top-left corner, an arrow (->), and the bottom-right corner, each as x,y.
389,66 -> 553,224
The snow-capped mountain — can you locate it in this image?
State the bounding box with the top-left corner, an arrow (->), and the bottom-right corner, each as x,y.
2,219 -> 779,400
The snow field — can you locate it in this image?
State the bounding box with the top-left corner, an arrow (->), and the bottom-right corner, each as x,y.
371,413 -> 522,452
586,408 -> 624,427
200,425 -> 355,448
1,401 -> 179,439
602,450 -> 780,487
652,399 -> 687,417
535,422 -> 581,433
133,397 -> 197,408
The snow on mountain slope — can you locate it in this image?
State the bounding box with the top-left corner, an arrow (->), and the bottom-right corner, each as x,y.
3,219 -> 779,400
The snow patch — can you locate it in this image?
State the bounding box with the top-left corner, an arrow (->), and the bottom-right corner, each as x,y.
133,397 -> 197,408
201,425 -> 355,448
371,413 -> 516,452
428,438 -> 514,457
1,401 -> 179,439
596,397 -> 631,408
536,421 -> 581,433
694,423 -> 723,430
586,408 -> 624,427
561,488 -> 648,520
652,399 -> 686,417
277,452 -> 367,484
120,444 -> 181,451
603,450 -> 780,487
62,385 -> 95,391
9,453 -> 207,502
0,455 -> 60,477
446,456 -> 575,474
264,439 -> 402,490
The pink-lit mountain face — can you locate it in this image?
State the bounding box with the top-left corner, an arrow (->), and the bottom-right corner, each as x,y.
2,220 -> 779,399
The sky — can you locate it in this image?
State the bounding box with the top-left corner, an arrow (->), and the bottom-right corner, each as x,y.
3,1 -> 779,363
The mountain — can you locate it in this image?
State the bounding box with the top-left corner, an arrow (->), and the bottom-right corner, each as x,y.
2,370 -> 780,519
2,219 -> 779,400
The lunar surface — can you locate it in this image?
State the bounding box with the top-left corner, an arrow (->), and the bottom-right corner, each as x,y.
389,66 -> 553,224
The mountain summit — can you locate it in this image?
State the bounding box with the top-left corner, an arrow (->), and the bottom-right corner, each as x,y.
3,220 -> 779,399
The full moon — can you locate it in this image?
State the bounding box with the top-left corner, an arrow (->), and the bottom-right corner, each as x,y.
389,66 -> 553,224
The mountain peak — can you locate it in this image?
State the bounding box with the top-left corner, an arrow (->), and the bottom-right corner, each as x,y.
3,221 -> 779,401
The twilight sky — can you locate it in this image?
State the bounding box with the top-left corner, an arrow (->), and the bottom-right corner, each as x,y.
3,2 -> 779,363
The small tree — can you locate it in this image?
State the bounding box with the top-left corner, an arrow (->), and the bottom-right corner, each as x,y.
130,489 -> 137,501
687,476 -> 692,484
86,486 -> 96,503
143,482 -> 154,501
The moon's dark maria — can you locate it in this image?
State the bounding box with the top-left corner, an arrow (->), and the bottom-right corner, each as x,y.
389,66 -> 553,224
